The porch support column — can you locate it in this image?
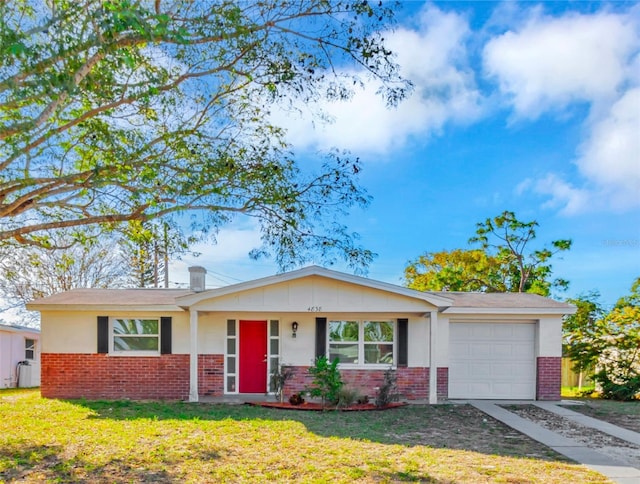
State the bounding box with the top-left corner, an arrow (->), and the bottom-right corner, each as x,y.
189,309 -> 199,402
429,310 -> 438,404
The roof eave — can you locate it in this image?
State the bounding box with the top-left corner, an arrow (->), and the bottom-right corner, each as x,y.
27,304 -> 187,313
442,306 -> 577,315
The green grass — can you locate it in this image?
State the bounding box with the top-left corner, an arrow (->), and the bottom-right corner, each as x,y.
561,386 -> 597,398
0,389 -> 610,483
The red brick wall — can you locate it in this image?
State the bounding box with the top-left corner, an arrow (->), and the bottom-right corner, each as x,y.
282,365 -> 444,401
536,356 -> 561,400
198,354 -> 224,396
41,353 -> 223,400
437,367 -> 449,400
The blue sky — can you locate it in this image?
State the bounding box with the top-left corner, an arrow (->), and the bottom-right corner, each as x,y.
168,1 -> 639,307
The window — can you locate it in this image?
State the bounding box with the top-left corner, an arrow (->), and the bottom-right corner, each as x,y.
328,320 -> 395,366
25,339 -> 35,360
112,318 -> 159,353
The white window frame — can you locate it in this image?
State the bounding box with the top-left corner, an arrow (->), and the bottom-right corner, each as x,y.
25,338 -> 36,360
328,320 -> 396,369
110,317 -> 160,356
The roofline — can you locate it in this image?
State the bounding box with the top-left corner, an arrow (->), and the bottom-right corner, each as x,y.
176,265 -> 454,308
441,306 -> 577,315
26,304 -> 187,313
0,323 -> 40,334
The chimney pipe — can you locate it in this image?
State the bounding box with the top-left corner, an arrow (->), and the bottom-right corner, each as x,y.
188,266 -> 206,292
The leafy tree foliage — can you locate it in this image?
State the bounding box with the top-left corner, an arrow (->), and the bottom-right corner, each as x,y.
0,0 -> 409,271
405,211 -> 571,296
470,211 -> 572,295
404,249 -> 504,292
564,279 -> 640,400
0,233 -> 128,324
562,291 -> 605,374
119,220 -> 197,288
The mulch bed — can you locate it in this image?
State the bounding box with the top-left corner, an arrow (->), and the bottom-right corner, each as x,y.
247,401 -> 407,411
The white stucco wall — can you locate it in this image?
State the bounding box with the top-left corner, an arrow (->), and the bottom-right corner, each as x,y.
40,310 -> 190,354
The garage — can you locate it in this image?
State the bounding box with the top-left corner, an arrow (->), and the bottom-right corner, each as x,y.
449,322 -> 536,399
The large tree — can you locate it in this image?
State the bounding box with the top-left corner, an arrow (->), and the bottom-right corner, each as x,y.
564,279 -> 640,400
405,211 -> 571,296
0,0 -> 409,270
404,249 -> 504,292
0,234 -> 129,324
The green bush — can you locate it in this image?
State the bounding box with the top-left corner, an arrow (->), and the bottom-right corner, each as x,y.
307,356 -> 343,407
594,371 -> 640,401
336,386 -> 362,408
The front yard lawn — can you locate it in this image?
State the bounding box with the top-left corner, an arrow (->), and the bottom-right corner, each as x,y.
563,399 -> 640,433
1,389 -> 610,483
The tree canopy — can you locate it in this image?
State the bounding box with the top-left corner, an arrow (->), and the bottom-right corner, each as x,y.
404,211 -> 572,296
0,0 -> 409,270
564,279 -> 640,400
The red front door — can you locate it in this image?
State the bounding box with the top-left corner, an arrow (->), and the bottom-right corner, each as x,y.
239,320 -> 268,393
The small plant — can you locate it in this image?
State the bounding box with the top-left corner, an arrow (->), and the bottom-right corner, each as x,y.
357,395 -> 370,405
289,393 -> 305,405
375,367 -> 399,408
307,356 -> 343,408
270,363 -> 295,403
336,386 -> 361,408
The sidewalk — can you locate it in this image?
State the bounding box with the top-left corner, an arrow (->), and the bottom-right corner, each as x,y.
471,401 -> 640,484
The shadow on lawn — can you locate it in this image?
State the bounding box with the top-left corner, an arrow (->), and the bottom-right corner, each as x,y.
0,443 -> 180,483
73,399 -> 569,462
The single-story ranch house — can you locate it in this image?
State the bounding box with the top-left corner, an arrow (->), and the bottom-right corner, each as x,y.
27,266 -> 575,403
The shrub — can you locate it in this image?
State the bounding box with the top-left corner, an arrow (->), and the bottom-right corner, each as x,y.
375,367 -> 399,408
307,356 -> 343,407
335,386 -> 361,408
270,363 -> 294,403
594,370 -> 640,401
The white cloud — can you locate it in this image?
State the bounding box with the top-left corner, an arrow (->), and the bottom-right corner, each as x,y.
483,10 -> 638,118
576,88 -> 640,210
488,8 -> 640,213
272,5 -> 483,155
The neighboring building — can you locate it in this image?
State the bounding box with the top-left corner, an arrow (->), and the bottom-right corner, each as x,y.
27,266 -> 575,402
0,323 -> 41,388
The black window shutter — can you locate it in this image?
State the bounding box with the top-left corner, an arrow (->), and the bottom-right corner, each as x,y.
97,316 -> 109,354
397,318 -> 408,367
315,317 -> 327,359
160,317 -> 172,354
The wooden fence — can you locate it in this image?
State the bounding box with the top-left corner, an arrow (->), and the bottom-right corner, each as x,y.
561,357 -> 593,387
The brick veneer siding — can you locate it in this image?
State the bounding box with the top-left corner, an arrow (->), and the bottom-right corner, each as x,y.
198,354 -> 224,396
536,356 -> 561,400
437,367 -> 449,400
281,365 -> 448,401
41,353 -> 225,400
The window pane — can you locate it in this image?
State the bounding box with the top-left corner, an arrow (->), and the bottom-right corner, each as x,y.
364,321 -> 394,342
270,320 -> 279,336
25,339 -> 35,359
114,319 -> 158,335
329,321 -> 358,342
364,343 -> 394,364
114,336 -> 159,351
227,376 -> 236,392
329,343 -> 359,364
270,338 -> 279,355
227,320 -> 236,336
227,338 -> 236,354
227,356 -> 236,373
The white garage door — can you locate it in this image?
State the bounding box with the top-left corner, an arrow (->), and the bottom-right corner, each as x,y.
449,322 -> 536,399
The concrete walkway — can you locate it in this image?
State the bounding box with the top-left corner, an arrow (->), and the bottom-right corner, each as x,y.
471,401 -> 640,484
